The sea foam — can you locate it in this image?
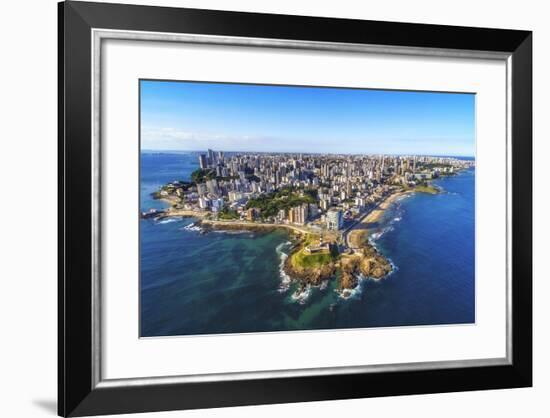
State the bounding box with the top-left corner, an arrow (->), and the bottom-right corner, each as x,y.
291,284 -> 311,304
156,217 -> 183,225
276,241 -> 292,293
180,222 -> 202,232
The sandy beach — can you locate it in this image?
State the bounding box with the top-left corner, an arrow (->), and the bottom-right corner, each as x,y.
347,190 -> 412,248
366,190 -> 412,223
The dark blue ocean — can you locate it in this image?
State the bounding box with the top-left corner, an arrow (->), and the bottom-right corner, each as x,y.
140,151 -> 475,337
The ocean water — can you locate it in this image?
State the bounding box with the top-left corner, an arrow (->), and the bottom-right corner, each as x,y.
140,151 -> 475,337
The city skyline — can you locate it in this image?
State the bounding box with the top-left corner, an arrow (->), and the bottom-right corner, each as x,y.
141,148 -> 475,158
140,80 -> 476,157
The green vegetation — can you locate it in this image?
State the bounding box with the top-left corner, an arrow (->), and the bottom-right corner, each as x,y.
245,186 -> 316,219
152,180 -> 194,200
218,207 -> 240,220
289,234 -> 338,269
293,251 -> 334,268
191,168 -> 216,183
415,183 -> 439,194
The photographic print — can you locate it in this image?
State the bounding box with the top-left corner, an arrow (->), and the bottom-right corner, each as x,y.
139,80 -> 476,337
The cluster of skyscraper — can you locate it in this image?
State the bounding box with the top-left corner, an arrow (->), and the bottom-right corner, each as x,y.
160,149 -> 473,231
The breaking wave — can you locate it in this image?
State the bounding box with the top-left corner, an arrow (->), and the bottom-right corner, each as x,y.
291,284 -> 311,304
276,241 -> 292,293
180,222 -> 202,232
156,217 -> 183,225
369,225 -> 394,242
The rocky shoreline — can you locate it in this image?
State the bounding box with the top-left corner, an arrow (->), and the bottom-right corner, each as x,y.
283,250 -> 336,286
338,245 -> 393,290
198,219 -> 309,236
282,235 -> 393,291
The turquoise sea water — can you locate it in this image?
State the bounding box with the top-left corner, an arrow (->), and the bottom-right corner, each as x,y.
140,151 -> 475,337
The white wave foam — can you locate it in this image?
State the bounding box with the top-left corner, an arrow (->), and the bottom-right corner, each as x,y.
387,260 -> 399,277
397,195 -> 409,201
156,217 -> 183,225
291,284 -> 311,304
335,273 -> 365,300
370,225 -> 394,242
276,241 -> 292,293
180,222 -> 203,232
336,258 -> 398,300
276,241 -> 292,253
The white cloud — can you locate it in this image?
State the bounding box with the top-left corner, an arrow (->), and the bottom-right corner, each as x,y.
141,126 -> 282,152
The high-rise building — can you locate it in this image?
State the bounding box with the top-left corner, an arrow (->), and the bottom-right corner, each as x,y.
299,204 -> 308,224
207,149 -> 215,166
288,204 -> 308,225
346,180 -> 352,196
198,154 -> 207,169
288,207 -> 295,224
206,179 -> 218,195
326,209 -> 343,231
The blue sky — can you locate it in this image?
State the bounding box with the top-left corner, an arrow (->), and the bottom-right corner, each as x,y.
140,80 -> 475,157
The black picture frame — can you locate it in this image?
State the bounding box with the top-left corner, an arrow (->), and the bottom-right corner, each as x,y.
58,1 -> 532,416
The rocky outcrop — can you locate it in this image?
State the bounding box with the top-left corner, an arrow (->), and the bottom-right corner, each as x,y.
283,256 -> 336,286
282,234 -> 392,291
338,244 -> 392,289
